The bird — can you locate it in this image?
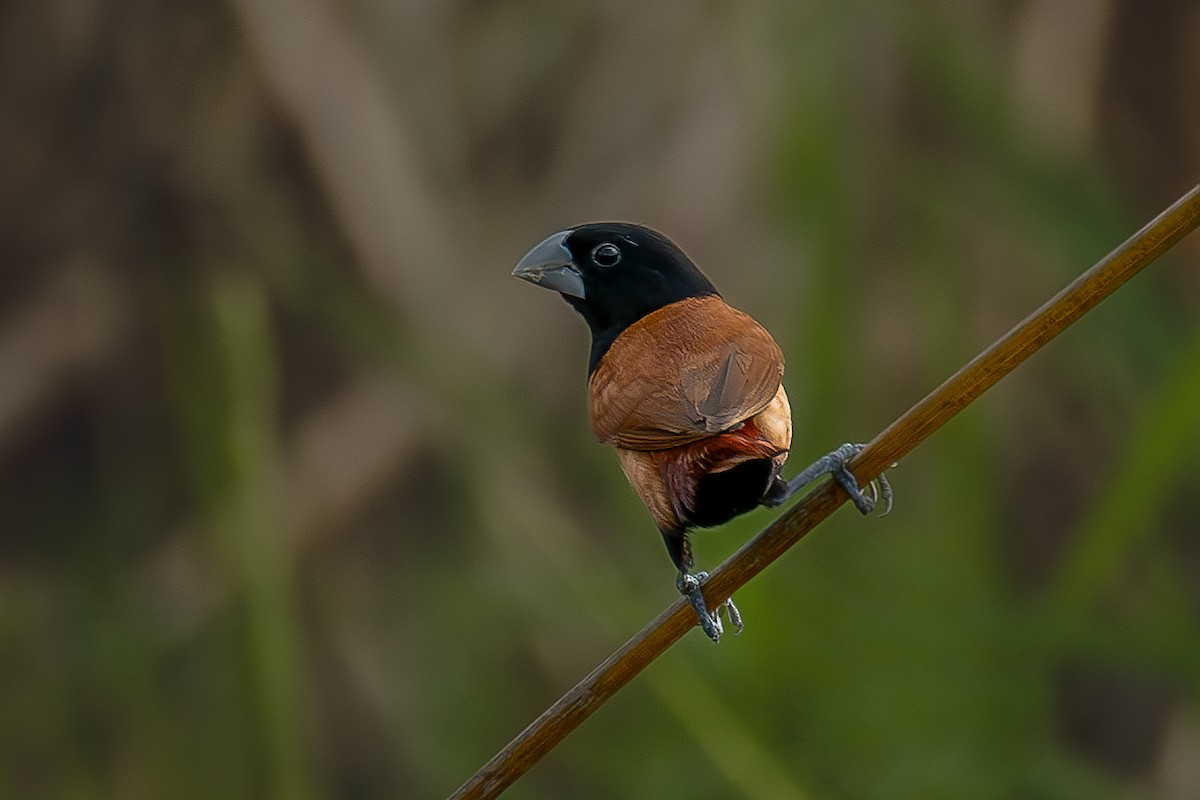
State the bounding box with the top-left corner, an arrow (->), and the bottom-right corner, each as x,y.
513,222 -> 891,641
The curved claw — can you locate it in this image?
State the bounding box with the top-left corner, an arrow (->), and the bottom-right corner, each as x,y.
859,461 -> 896,517
766,442 -> 897,517
873,469 -> 895,517
720,595 -> 744,636
677,571 -> 742,642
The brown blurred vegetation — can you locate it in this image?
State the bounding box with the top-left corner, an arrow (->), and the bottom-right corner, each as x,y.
2,1 -> 1200,798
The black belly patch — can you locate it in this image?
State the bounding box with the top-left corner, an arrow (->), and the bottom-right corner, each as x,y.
688,458 -> 776,528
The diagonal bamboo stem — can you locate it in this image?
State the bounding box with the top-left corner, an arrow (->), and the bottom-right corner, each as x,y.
450,183 -> 1200,800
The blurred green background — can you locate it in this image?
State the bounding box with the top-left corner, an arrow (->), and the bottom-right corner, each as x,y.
3,1 -> 1200,798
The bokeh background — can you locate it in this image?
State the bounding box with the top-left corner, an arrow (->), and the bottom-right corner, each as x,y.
3,1 -> 1200,798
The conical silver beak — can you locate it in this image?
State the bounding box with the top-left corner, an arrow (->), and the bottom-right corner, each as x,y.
512,230 -> 585,299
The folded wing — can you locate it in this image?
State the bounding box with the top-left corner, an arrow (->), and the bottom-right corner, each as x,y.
589,296 -> 785,451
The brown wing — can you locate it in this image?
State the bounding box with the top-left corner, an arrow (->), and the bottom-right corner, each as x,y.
588,296 -> 785,451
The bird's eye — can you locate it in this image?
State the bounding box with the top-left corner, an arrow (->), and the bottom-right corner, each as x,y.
591,242 -> 621,268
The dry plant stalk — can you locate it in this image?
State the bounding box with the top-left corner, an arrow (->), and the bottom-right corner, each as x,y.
451,183 -> 1200,800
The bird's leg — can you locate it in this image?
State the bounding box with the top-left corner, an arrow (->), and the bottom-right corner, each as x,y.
763,442 -> 894,516
677,571 -> 723,642
664,530 -> 743,643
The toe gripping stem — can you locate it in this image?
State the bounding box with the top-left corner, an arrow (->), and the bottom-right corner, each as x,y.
678,571 -> 742,643
776,442 -> 894,516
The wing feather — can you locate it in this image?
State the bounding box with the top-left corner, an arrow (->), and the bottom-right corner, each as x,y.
589,296 -> 785,451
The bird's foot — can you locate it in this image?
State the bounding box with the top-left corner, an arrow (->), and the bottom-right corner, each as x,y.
677,571 -> 743,643
825,443 -> 894,516
767,442 -> 894,516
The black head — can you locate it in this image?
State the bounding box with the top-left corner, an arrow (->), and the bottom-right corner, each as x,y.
513,223 -> 719,371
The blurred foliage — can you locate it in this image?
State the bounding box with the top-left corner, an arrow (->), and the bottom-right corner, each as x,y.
2,1 -> 1200,798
